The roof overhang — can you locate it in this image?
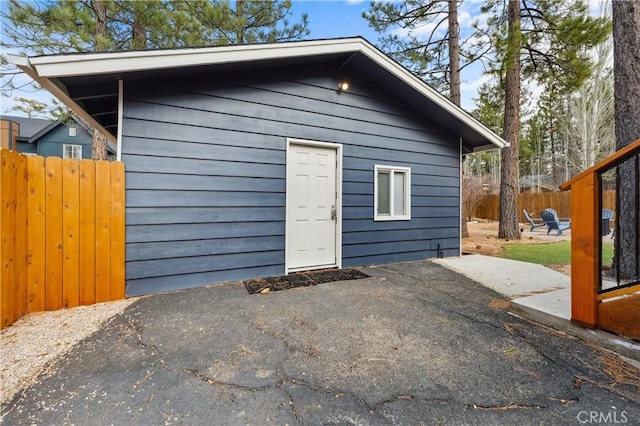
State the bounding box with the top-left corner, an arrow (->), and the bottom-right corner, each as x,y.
10,37 -> 507,151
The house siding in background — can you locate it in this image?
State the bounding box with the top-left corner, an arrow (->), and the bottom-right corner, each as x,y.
0,115 -> 93,159
122,64 -> 461,296
22,123 -> 93,159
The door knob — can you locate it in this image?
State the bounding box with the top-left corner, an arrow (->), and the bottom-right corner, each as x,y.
331,205 -> 337,220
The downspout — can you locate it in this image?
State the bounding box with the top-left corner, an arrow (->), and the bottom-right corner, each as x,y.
459,136 -> 463,257
116,80 -> 123,161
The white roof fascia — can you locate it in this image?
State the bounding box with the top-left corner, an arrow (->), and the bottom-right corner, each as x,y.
8,53 -> 116,144
473,143 -> 503,152
10,38 -> 507,149
26,38 -> 364,78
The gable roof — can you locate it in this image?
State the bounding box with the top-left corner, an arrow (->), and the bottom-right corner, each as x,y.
10,37 -> 507,152
0,115 -> 53,140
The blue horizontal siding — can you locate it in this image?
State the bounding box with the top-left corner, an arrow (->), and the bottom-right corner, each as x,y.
127,250 -> 283,280
127,222 -> 284,243
342,206 -> 459,220
343,227 -> 459,245
127,207 -> 285,225
124,154 -> 284,177
126,264 -> 284,297
342,217 -> 460,232
127,190 -> 285,208
345,194 -> 459,208
126,172 -> 284,192
128,236 -> 283,261
122,63 -> 461,295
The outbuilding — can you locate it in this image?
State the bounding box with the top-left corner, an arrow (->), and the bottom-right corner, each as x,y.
12,37 -> 507,296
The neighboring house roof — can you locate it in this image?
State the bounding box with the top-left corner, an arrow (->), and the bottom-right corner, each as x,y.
1,114 -> 116,154
10,37 -> 508,152
0,115 -> 53,140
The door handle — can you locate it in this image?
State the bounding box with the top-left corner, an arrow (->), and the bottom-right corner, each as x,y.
331,205 -> 337,220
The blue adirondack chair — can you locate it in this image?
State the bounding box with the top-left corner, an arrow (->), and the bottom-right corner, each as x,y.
540,208 -> 571,236
523,209 -> 546,232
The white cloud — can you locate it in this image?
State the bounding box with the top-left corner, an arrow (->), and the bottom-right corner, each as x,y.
392,18 -> 447,41
460,72 -> 493,110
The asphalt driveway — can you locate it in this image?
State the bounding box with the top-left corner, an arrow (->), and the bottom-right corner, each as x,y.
2,261 -> 638,425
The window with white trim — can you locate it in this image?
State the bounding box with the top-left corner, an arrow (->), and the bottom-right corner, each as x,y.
374,165 -> 411,221
63,144 -> 82,159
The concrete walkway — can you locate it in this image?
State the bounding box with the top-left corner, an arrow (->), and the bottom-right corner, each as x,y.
435,254 -> 640,362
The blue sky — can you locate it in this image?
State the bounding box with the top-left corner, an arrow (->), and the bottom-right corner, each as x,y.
292,1 -> 378,40
0,0 -> 504,115
291,0 -> 491,110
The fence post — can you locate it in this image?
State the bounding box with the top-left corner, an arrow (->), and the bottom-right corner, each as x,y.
1,150 -> 16,327
569,173 -> 599,327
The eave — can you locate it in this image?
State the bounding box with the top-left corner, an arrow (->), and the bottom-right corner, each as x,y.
9,37 -> 508,152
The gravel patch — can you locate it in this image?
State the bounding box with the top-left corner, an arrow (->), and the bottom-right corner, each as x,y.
0,298 -> 137,405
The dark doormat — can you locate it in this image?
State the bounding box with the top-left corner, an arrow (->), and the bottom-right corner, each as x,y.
243,268 -> 370,295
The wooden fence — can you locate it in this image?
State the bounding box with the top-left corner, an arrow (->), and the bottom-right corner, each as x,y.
473,190 -> 616,222
1,149 -> 125,329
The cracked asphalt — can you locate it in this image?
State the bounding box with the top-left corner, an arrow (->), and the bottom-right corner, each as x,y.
2,261 -> 639,425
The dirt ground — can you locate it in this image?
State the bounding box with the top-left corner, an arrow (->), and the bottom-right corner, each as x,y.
462,220 -> 572,276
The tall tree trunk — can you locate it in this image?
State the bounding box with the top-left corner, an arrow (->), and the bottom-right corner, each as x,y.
93,0 -> 108,51
132,2 -> 147,50
448,0 -> 470,238
92,129 -> 108,160
235,0 -> 245,44
93,0 -> 110,160
448,0 -> 460,106
498,0 -> 521,240
612,0 -> 640,282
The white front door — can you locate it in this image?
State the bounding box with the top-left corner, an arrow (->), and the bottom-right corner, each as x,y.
286,142 -> 339,272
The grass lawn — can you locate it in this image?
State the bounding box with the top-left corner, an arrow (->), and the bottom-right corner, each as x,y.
502,240 -> 615,267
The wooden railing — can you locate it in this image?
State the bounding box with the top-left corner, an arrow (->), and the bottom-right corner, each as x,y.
0,149 -> 125,329
559,138 -> 640,333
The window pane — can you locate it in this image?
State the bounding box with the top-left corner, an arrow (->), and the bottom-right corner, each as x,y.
394,172 -> 405,215
377,171 -> 390,215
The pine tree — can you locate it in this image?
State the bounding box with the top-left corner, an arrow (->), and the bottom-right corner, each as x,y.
478,0 -> 610,239
2,0 -> 310,159
8,97 -> 49,118
612,0 -> 640,283
363,0 -> 479,100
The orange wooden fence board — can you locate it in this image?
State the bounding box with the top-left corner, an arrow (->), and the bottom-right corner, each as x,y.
15,154 -> 28,317
598,294 -> 640,340
45,157 -> 64,311
1,150 -> 15,327
569,175 -> 599,327
62,159 -> 80,309
110,161 -> 126,300
94,161 -> 112,303
26,156 -> 46,313
79,160 -> 96,305
1,149 -> 126,329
